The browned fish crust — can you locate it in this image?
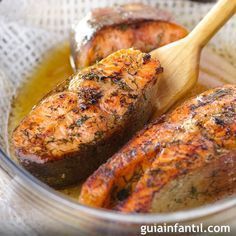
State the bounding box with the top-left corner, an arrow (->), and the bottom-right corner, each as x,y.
79,85 -> 236,212
12,49 -> 163,188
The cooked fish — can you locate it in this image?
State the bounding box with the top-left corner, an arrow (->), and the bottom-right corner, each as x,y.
12,49 -> 163,188
79,85 -> 236,212
71,3 -> 188,69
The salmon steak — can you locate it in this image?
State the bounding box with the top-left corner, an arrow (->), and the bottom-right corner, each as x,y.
12,49 -> 163,188
71,3 -> 188,69
79,85 -> 236,212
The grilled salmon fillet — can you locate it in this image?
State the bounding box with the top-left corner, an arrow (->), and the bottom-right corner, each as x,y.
71,3 -> 188,69
79,85 -> 236,212
12,49 -> 163,188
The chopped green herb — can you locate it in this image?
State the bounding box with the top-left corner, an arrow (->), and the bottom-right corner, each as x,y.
174,198 -> 183,204
156,33 -> 164,46
190,186 -> 198,198
94,131 -> 104,140
76,115 -> 90,126
119,24 -> 129,31
82,72 -> 100,81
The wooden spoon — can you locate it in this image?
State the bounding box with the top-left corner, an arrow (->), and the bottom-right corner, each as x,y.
151,0 -> 236,115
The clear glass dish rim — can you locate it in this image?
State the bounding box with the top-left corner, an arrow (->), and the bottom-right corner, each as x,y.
1,148 -> 236,224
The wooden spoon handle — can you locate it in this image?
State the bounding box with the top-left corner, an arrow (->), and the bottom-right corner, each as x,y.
188,0 -> 236,48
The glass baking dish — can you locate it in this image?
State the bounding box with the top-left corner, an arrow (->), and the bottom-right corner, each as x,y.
0,0 -> 235,234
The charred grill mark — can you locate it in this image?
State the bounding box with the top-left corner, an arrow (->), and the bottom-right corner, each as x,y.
116,81 -> 131,91
81,72 -> 100,81
59,94 -> 66,99
214,117 -> 225,126
72,107 -> 80,114
81,71 -> 122,83
78,87 -> 103,107
112,77 -> 122,83
156,66 -> 164,74
190,88 -> 232,111
142,53 -> 151,64
128,93 -> 138,99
